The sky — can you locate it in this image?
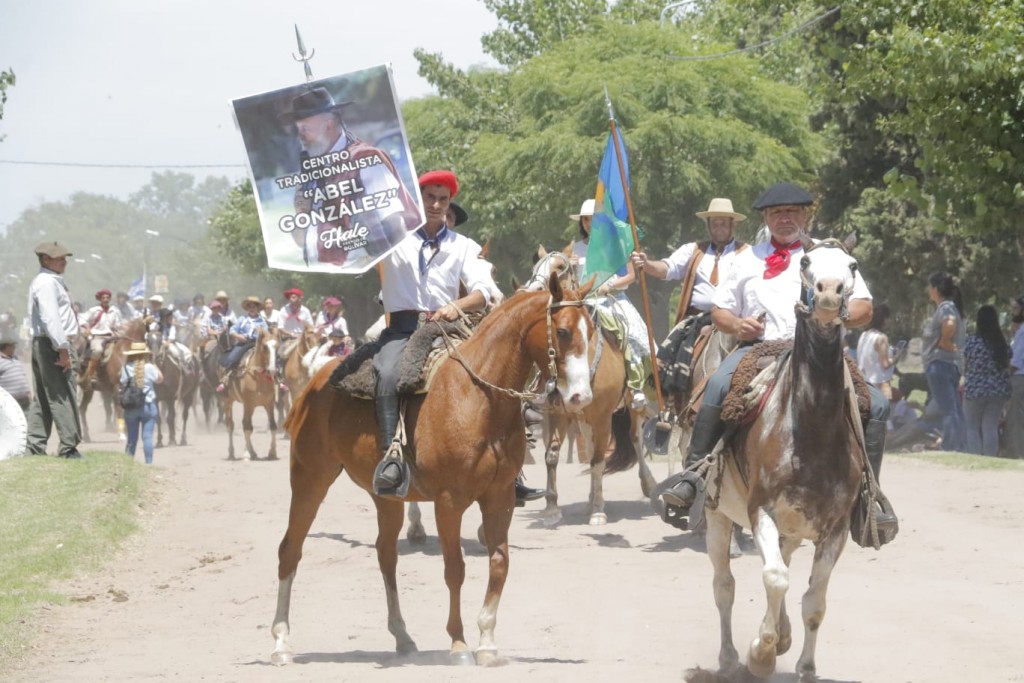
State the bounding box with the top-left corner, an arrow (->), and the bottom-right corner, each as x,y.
0,0 -> 499,231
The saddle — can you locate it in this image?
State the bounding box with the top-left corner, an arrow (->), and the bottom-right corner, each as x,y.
657,312 -> 712,397
328,320 -> 474,400
720,340 -> 871,425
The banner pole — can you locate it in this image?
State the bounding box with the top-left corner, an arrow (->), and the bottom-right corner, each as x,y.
605,109 -> 666,419
292,25 -> 316,83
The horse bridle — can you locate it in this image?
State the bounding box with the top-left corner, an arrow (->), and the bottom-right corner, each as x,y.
525,252 -> 579,292
797,239 -> 856,324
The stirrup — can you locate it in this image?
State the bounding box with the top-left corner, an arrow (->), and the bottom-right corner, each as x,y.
372,444 -> 411,498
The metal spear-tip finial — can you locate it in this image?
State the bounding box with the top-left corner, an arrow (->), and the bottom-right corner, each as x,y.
292,24 -> 315,83
603,85 -> 616,121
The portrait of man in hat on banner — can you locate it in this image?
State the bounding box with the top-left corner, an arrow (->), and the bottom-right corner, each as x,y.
233,65 -> 424,274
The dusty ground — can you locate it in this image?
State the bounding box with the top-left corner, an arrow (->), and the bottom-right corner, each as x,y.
9,399 -> 1024,683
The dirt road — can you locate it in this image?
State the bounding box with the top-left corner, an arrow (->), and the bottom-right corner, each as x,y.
11,401 -> 1024,682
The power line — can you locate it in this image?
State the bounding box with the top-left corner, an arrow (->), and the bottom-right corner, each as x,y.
666,6 -> 840,61
0,159 -> 245,169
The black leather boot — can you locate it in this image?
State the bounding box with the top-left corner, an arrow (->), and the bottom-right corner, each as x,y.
864,418 -> 887,482
372,394 -> 406,496
514,473 -> 545,507
659,405 -> 726,510
862,418 -> 898,531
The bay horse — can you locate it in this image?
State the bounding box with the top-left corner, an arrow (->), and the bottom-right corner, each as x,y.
271,274 -> 594,665
224,327 -> 279,460
698,238 -> 866,681
196,335 -> 226,428
145,331 -> 200,447
522,248 -> 654,526
78,318 -> 147,441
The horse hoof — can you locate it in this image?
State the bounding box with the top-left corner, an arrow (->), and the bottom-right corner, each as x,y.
450,650 -> 475,666
396,639 -> 418,656
747,639 -> 777,679
267,453 -> 278,461
588,512 -> 608,526
474,647 -> 499,666
407,527 -> 427,545
539,508 -> 562,527
270,649 -> 293,665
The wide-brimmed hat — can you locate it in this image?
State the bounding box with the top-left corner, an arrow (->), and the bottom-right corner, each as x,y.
131,294 -> 145,303
277,87 -> 353,124
34,241 -> 73,258
242,295 -> 262,309
214,290 -> 230,300
752,183 -> 814,210
448,202 -> 469,227
696,198 -> 746,222
124,342 -> 151,357
0,337 -> 18,346
569,199 -> 596,220
148,294 -> 164,304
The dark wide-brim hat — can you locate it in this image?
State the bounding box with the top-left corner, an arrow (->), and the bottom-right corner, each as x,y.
277,86 -> 353,124
449,202 -> 469,227
242,296 -> 262,308
752,182 -> 814,210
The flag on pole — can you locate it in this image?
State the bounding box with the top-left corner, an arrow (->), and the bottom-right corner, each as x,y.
127,269 -> 145,300
581,127 -> 634,288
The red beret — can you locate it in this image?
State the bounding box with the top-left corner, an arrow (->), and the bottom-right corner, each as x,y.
418,170 -> 459,199
95,289 -> 112,300
209,301 -> 224,310
323,296 -> 342,306
284,288 -> 303,298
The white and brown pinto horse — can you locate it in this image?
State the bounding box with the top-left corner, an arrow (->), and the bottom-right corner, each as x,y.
271,275 -> 594,665
700,238 -> 865,682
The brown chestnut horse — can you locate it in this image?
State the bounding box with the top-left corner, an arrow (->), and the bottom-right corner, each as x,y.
522,249 -> 654,526
700,239 -> 867,681
277,324 -> 319,425
78,318 -> 147,441
224,327 -> 279,460
271,275 -> 595,666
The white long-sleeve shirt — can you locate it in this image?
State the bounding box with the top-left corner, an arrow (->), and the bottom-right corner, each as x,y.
82,305 -> 122,335
661,240 -> 744,312
380,228 -> 491,312
28,268 -> 79,350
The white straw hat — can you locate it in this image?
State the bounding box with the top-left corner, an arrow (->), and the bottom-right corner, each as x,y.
695,197 -> 746,222
569,198 -> 596,220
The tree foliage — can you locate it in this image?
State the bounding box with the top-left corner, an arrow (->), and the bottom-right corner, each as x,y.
0,68 -> 14,142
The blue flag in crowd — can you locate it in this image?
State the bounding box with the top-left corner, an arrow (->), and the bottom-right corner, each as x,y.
127,270 -> 145,300
581,128 -> 634,289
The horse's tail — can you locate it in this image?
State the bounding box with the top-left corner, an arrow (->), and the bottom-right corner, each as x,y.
603,406 -> 638,475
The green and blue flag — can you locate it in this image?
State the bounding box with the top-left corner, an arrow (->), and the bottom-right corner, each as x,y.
581,128 -> 634,288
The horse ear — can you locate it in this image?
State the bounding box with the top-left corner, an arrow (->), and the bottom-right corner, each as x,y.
578,274 -> 597,299
799,233 -> 814,251
537,244 -> 548,259
479,238 -> 491,259
548,271 -> 563,303
563,241 -> 574,257
510,274 -> 522,291
842,231 -> 858,252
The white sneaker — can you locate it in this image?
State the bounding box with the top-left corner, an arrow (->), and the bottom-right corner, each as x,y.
631,391 -> 647,410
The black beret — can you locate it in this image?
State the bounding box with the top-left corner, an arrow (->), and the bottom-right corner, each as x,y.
752,182 -> 814,210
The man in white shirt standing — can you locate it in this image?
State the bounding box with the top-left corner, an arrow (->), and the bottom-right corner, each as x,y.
25,241 -> 84,459
1006,296 -> 1024,458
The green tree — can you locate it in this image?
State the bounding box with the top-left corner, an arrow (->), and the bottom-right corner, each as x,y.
0,68 -> 14,142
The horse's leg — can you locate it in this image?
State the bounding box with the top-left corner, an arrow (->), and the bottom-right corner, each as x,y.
265,399 -> 278,460
375,498 -> 418,655
242,402 -> 258,460
435,501 -> 472,664
167,397 -> 177,446
564,418 -> 576,464
103,392 -> 114,430
748,508 -> 786,679
271,454 -> 343,665
631,406 -> 657,497
225,398 -> 236,460
795,533 -> 846,681
79,387 -> 93,443
474,490 -> 515,665
540,417 -> 564,525
583,421 -> 608,526
406,502 -> 427,544
179,396 -> 190,446
706,508 -> 740,673
776,536 -> 801,657
155,399 -> 165,448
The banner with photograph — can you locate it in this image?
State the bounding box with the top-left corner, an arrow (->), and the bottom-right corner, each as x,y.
232,65 -> 424,273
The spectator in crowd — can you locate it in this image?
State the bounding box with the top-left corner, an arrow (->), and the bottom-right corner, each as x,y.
920,272 -> 966,452
962,304 -> 1011,456
114,291 -> 137,321
25,241 -> 84,459
1006,296 -> 1024,458
120,342 -> 163,464
0,337 -> 31,411
857,303 -> 896,400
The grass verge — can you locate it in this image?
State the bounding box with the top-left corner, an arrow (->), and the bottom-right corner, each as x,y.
0,452 -> 149,665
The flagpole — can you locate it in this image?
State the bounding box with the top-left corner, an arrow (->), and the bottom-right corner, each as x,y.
604,96 -> 667,419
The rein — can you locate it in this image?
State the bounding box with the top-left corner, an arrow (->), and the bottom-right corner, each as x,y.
434,294 -> 586,403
